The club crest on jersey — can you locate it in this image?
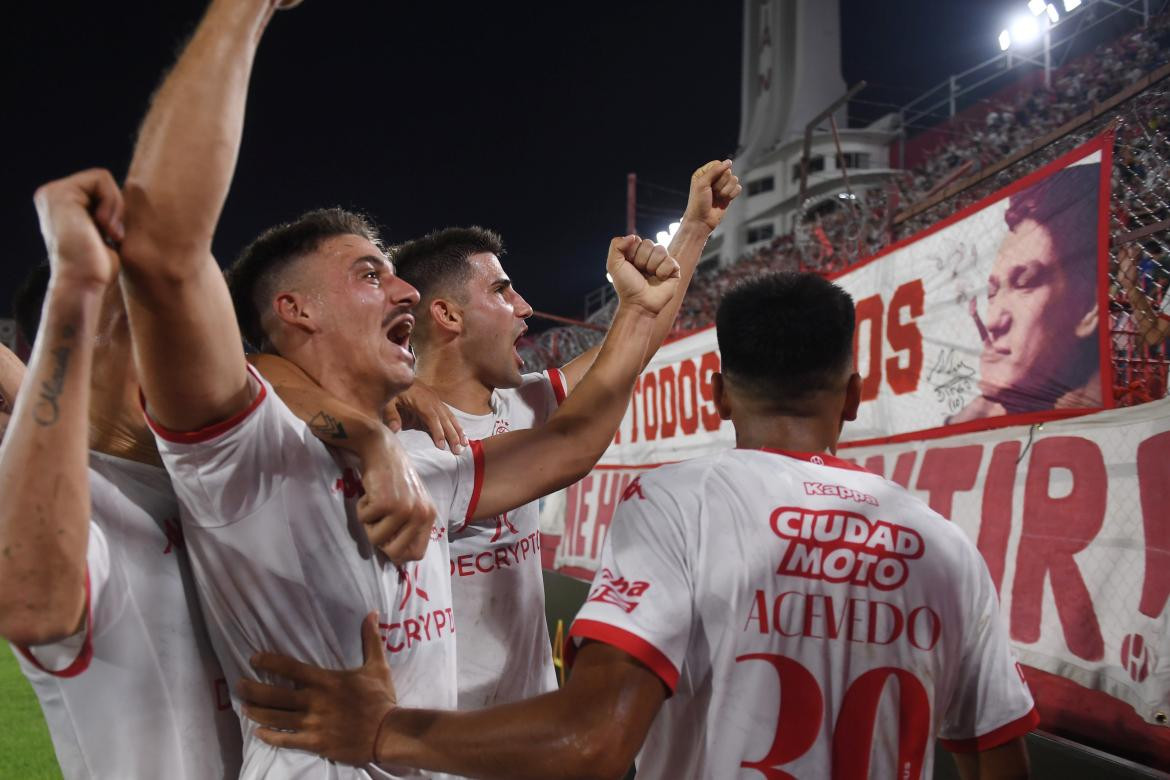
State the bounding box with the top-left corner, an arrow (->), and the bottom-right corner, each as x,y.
769,506 -> 924,590
587,568 -> 650,613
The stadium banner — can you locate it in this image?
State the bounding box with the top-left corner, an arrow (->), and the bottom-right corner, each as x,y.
542,396 -> 1170,726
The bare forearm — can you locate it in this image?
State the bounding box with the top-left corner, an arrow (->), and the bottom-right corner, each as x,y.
0,280 -> 102,644
377,695 -> 621,780
475,302 -> 653,518
122,0 -> 273,261
654,219 -> 709,345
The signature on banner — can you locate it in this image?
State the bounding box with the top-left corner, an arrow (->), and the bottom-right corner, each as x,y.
926,348 -> 977,412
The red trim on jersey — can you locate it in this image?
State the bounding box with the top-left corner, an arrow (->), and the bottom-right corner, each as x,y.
142,364 -> 267,444
570,619 -> 679,693
1159,312 -> 1170,323
18,570 -> 94,679
940,707 -> 1040,753
463,439 -> 485,527
753,447 -> 870,473
547,368 -> 568,406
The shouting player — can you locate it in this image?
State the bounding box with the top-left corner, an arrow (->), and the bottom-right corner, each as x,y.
387,161 -> 740,709
239,272 -> 1037,780
0,169 -> 242,778
116,0 -> 686,776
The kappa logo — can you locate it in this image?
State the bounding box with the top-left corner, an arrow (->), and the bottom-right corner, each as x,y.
586,568 -> 650,613
161,517 -> 185,555
489,512 -> 519,543
430,525 -> 446,542
804,481 -> 879,506
620,477 -> 646,503
335,468 -> 365,499
397,564 -> 430,610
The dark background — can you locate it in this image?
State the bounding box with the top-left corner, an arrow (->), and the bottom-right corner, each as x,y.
1,1 -> 1042,329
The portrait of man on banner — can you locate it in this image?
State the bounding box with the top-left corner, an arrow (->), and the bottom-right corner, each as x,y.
949,162 -> 1104,423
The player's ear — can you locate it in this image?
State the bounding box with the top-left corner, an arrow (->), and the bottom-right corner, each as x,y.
712,372 -> 733,420
272,291 -> 320,336
1073,303 -> 1098,339
842,372 -> 862,423
429,298 -> 463,337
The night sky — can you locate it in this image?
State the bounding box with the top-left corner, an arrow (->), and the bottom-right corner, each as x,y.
4,0 -> 1033,328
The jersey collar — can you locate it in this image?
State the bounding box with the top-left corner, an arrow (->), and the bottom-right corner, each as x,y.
748,447 -> 868,473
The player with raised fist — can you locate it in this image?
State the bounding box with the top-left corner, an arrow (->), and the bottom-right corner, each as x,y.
381,160 -> 739,711
0,168 -> 242,778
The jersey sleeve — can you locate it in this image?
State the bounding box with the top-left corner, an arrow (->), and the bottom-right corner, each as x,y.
404,435 -> 480,535
1158,289 -> 1170,321
937,545 -> 1039,752
569,477 -> 692,693
143,366 -> 308,527
17,520 -> 114,677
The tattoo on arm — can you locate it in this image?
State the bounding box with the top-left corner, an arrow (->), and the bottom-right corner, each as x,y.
308,411 -> 348,441
34,325 -> 76,427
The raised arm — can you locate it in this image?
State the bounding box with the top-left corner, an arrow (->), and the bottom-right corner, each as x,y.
471,235 -> 679,519
119,0 -> 281,431
560,159 -> 741,388
1118,244 -> 1170,347
0,344 -> 25,444
0,169 -> 123,645
241,615 -> 664,780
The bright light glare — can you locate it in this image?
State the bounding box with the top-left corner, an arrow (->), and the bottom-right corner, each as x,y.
606,272 -> 614,285
1063,0 -> 1081,10
655,221 -> 682,247
1027,0 -> 1046,15
1046,3 -> 1059,22
999,29 -> 1012,50
1010,15 -> 1040,45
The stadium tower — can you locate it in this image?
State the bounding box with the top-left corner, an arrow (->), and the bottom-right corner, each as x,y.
708,0 -> 899,267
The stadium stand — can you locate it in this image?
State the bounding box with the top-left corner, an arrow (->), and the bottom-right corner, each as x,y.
528,11 -> 1170,407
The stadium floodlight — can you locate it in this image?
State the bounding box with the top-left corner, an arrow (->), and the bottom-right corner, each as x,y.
1027,0 -> 1047,15
1046,3 -> 1060,23
1010,15 -> 1041,46
1063,0 -> 1081,10
999,29 -> 1012,50
655,220 -> 682,247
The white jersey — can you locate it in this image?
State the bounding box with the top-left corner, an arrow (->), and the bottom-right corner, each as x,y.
571,448 -> 1038,780
1158,288 -> 1170,321
146,368 -> 475,779
401,369 -> 566,709
14,452 -> 241,779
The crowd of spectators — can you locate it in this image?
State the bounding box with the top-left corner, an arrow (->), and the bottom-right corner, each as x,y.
528,11 -> 1170,403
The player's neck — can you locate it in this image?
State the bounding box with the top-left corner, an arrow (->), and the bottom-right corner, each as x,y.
415,347 -> 494,415
285,343 -> 392,420
732,412 -> 842,456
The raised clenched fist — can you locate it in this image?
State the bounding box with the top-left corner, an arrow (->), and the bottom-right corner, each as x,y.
606,235 -> 681,316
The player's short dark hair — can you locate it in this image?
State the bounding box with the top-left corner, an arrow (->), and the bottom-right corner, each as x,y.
392,226 -> 504,305
716,272 -> 855,409
227,207 -> 382,351
13,262 -> 51,347
1004,164 -> 1099,312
